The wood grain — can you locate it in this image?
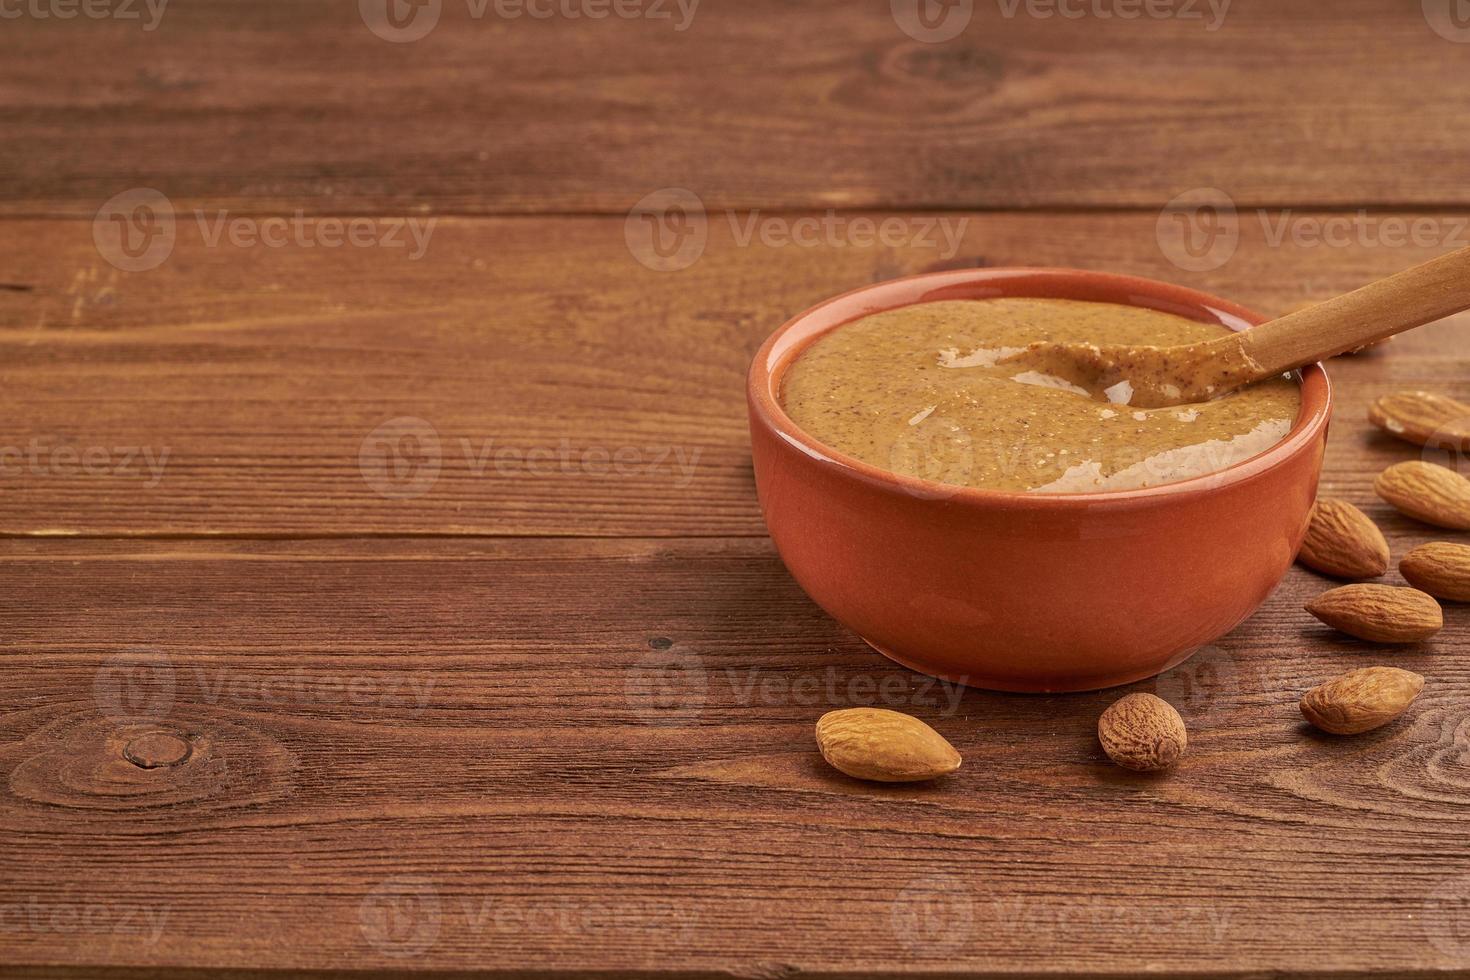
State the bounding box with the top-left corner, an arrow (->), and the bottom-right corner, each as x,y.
2,535 -> 1470,977
2,212 -> 1468,537
3,0 -> 1470,214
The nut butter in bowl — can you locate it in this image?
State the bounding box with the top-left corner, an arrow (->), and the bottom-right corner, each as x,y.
746,268 -> 1331,692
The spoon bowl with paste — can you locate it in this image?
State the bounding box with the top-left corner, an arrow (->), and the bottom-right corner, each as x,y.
998,245 -> 1470,408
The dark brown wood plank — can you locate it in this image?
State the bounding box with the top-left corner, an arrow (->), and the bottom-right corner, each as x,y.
1,533 -> 1469,977
1,212 -> 1468,537
3,0 -> 1470,214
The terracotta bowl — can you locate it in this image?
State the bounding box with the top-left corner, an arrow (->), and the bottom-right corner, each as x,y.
747,268 -> 1332,692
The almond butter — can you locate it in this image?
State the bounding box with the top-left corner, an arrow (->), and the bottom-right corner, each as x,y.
1097,693 -> 1186,772
1374,460 -> 1470,530
814,708 -> 960,782
1304,583 -> 1443,643
1400,542 -> 1470,602
1300,666 -> 1425,735
1368,391 -> 1470,452
1296,498 -> 1390,579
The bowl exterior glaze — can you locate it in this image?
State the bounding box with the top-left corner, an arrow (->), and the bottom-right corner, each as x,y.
747,268 -> 1331,692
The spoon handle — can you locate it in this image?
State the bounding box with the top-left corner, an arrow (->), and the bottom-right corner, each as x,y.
1240,244 -> 1470,374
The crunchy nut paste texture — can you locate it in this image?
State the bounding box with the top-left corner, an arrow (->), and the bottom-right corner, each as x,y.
779,298 -> 1302,493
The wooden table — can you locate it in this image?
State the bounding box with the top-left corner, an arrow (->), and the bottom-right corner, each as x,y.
4,2 -> 1470,976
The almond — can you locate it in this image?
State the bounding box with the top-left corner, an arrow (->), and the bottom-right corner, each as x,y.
1300,667 -> 1425,735
814,708 -> 960,782
1400,542 -> 1470,602
1304,583 -> 1443,642
1374,461 -> 1470,530
1097,693 -> 1186,772
1368,391 -> 1470,452
1296,498 -> 1390,579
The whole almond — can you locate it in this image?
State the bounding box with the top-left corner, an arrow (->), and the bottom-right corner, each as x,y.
1374,461 -> 1470,530
1400,542 -> 1470,602
1300,667 -> 1425,735
1368,391 -> 1470,452
1304,583 -> 1443,642
814,708 -> 960,782
1097,693 -> 1186,772
1296,498 -> 1390,579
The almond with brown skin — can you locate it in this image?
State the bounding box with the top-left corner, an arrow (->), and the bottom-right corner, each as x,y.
1401,542 -> 1470,602
1300,667 -> 1425,735
1374,461 -> 1470,530
814,708 -> 961,783
1368,391 -> 1470,452
1296,498 -> 1390,579
1304,583 -> 1443,643
1097,693 -> 1186,772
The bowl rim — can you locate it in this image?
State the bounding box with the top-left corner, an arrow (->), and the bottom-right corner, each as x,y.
747,266 -> 1333,508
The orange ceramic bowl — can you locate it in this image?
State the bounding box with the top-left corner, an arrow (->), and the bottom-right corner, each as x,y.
747,268 -> 1331,692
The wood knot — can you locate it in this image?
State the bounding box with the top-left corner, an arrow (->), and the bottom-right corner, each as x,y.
123,730 -> 193,769
8,710 -> 297,816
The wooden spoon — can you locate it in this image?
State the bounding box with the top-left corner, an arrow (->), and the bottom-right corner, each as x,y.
1001,245 -> 1470,408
